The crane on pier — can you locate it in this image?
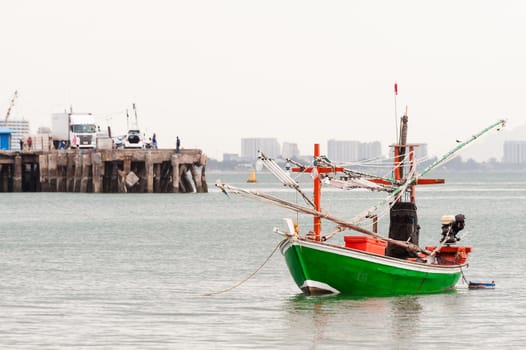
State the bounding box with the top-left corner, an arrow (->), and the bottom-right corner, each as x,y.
4,90 -> 18,122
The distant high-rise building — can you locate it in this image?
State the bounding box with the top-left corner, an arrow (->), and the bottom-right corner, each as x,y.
362,141 -> 383,161
241,138 -> 280,161
327,139 -> 383,162
282,142 -> 300,160
503,141 -> 526,164
0,120 -> 30,150
388,143 -> 428,161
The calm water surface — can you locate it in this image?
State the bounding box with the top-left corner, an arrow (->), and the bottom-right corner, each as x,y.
1,172 -> 525,349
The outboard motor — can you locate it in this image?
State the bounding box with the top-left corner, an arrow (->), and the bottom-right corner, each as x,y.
440,214 -> 465,244
386,202 -> 419,259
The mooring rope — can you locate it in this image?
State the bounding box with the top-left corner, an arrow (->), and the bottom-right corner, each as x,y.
201,240 -> 283,296
460,266 -> 469,285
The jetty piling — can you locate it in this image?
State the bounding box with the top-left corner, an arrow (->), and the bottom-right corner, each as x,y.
0,148 -> 207,193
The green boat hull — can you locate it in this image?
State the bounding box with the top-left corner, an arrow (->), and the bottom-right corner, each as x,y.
280,238 -> 464,296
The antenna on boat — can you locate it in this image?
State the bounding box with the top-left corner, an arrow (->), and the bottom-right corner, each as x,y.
394,82 -> 399,143
398,105 -> 409,179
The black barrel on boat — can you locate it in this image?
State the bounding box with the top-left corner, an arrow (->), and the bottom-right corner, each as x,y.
386,202 -> 419,259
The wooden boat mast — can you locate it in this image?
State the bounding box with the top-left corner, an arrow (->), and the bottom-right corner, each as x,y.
393,111 -> 419,202
390,111 -> 444,203
313,144 -> 321,239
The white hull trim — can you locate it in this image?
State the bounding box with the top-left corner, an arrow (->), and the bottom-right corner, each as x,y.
281,238 -> 465,275
300,280 -> 340,295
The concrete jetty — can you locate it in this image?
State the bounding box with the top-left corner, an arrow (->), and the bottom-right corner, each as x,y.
0,148 -> 207,193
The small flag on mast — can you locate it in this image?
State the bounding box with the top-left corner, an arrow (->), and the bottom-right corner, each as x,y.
394,82 -> 398,95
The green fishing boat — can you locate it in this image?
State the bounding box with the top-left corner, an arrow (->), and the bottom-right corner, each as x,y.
218,113 -> 504,297
280,238 -> 463,296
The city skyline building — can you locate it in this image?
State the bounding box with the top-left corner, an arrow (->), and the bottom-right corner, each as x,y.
241,137 -> 280,161
503,141 -> 526,164
281,142 -> 300,160
387,143 -> 428,161
327,139 -> 383,163
239,138 -> 386,163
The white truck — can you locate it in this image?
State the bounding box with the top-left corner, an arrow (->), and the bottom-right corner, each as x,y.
51,112 -> 98,149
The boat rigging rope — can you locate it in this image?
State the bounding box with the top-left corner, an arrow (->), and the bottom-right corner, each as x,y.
201,240 -> 283,296
259,151 -> 315,208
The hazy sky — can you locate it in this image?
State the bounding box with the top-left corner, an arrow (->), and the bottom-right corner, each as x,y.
1,1 -> 525,161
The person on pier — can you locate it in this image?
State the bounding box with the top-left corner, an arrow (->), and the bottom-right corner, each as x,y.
152,133 -> 158,149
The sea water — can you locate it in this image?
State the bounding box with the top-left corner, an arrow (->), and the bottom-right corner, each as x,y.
0,172 -> 525,349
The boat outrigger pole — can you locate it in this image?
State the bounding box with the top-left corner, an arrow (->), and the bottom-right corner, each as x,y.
216,119 -> 506,256
215,182 -> 431,255
386,118 -> 507,203
417,119 -> 506,178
